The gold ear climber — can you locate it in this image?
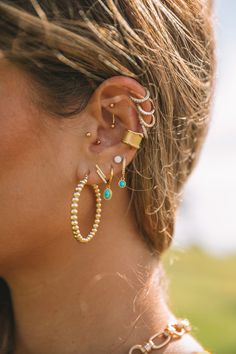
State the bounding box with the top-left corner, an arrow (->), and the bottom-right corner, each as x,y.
70,174 -> 102,243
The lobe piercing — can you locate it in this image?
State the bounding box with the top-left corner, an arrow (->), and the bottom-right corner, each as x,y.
113,155 -> 123,164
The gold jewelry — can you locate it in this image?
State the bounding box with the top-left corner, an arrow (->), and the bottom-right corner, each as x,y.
103,166 -> 114,200
95,139 -> 101,145
70,174 -> 101,243
85,132 -> 92,137
95,164 -> 107,184
111,113 -> 116,128
109,103 -> 115,108
129,319 -> 192,353
118,156 -> 126,188
122,129 -> 144,149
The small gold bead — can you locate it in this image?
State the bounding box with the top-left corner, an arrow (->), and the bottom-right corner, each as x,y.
71,203 -> 78,208
72,225 -> 79,230
109,103 -> 115,108
86,132 -> 92,137
95,139 -> 101,145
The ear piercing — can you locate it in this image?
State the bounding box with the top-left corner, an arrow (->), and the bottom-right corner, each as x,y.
86,132 -> 92,137
111,113 -> 116,128
103,166 -> 114,200
118,156 -> 126,188
95,164 -> 114,200
129,87 -> 156,138
122,129 -> 144,149
109,102 -> 116,128
70,174 -> 102,243
113,155 -> 123,164
95,164 -> 107,184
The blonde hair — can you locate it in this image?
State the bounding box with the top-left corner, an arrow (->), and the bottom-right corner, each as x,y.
0,1 -> 215,352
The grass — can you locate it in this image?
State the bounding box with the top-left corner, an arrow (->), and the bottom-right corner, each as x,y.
163,247 -> 236,354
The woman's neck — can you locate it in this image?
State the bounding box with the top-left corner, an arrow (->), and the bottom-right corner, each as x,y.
4,192 -> 171,354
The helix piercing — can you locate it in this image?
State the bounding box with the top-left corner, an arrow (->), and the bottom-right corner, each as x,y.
129,88 -> 150,103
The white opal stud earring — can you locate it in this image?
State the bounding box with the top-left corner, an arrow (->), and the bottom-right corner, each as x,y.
113,155 -> 123,164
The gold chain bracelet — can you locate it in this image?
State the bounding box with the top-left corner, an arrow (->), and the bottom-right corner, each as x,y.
129,319 -> 191,353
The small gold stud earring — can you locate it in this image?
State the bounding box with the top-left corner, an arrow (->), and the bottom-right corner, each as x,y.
109,103 -> 115,108
95,139 -> 101,145
86,132 -> 92,137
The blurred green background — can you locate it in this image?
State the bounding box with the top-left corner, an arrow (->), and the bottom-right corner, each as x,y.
163,248 -> 236,354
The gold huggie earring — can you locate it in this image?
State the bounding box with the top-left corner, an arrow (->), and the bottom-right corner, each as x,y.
103,166 -> 114,200
118,156 -> 126,188
70,174 -> 102,243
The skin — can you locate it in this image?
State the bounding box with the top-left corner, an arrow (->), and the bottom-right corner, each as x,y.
0,60 -> 204,354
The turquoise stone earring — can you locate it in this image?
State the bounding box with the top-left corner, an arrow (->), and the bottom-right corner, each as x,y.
104,166 -> 114,200
118,156 -> 126,188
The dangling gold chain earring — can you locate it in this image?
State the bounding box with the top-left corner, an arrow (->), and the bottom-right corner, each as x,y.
70,174 -> 102,243
103,165 -> 114,200
118,156 -> 127,188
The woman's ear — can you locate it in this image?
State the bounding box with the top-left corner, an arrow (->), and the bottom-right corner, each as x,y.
76,76 -> 153,185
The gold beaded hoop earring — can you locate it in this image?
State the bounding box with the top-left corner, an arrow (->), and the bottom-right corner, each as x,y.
70,174 -> 102,243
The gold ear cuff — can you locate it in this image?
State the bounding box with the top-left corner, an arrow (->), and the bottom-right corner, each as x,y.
122,129 -> 144,149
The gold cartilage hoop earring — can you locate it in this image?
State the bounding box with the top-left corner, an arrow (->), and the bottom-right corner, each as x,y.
70,174 -> 102,243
